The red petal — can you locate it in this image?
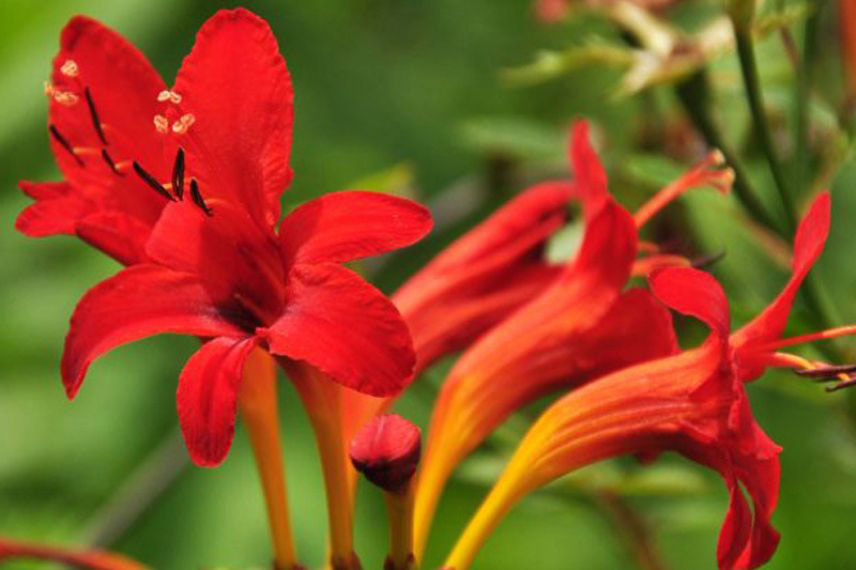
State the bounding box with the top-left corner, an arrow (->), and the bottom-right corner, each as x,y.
16,181 -> 81,237
76,211 -> 153,266
146,199 -> 284,321
261,263 -> 415,396
682,398 -> 781,570
731,192 -> 831,379
177,336 -> 258,467
279,191 -> 433,265
393,181 -> 572,371
62,265 -> 247,398
569,121 -> 609,215
49,16 -> 167,223
170,9 -> 293,226
650,267 -> 731,339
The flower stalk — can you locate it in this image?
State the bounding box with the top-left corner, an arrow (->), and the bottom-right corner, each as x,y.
730,15 -> 798,231
286,362 -> 360,570
238,348 -> 300,570
384,485 -> 417,570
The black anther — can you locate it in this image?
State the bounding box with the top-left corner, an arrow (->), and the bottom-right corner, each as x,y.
84,87 -> 108,146
100,149 -> 123,176
49,125 -> 84,167
172,148 -> 185,200
133,161 -> 175,202
189,179 -> 212,216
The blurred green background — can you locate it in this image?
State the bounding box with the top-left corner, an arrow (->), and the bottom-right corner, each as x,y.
2,0 -> 856,568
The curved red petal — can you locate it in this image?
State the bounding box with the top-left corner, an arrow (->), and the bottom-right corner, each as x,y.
177,336 -> 258,467
62,265 -> 247,398
146,199 -> 284,321
279,191 -> 433,266
16,181 -> 81,237
569,121 -> 608,215
49,16 -> 167,223
732,192 -> 831,379
170,8 -> 293,226
650,267 -> 731,339
261,263 -> 415,396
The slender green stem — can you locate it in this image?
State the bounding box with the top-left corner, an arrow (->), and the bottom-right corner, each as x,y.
732,20 -> 798,232
675,70 -> 784,237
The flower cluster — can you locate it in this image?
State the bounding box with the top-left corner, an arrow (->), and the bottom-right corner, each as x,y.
9,7 -> 856,570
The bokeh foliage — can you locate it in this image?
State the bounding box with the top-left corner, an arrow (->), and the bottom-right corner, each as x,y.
2,0 -> 856,568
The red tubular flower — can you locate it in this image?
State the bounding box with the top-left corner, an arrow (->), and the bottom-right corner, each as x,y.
411,122 -> 694,558
0,539 -> 146,570
55,9 -> 432,468
444,267 -> 780,570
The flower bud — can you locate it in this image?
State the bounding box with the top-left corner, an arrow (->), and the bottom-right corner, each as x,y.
350,414 -> 421,493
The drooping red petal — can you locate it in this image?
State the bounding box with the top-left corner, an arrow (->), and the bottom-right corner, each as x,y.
62,265 -> 247,398
260,263 -> 414,396
146,199 -> 284,322
49,15 -> 168,224
569,121 -> 608,215
731,192 -> 831,380
279,191 -> 433,266
177,336 -> 258,467
680,398 -> 781,570
16,181 -> 82,237
650,267 -> 731,339
169,9 -> 293,227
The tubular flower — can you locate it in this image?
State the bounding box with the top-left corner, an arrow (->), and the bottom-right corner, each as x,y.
412,121 -> 721,558
445,191 -> 851,570
444,267 -> 780,570
56,9 -> 432,468
340,125 -> 730,465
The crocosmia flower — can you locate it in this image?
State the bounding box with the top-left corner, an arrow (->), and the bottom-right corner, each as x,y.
445,191 -> 846,570
411,121 -> 732,556
444,266 -> 780,570
33,9 -> 431,467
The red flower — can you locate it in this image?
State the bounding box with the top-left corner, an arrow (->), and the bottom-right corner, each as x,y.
411,122 -> 734,556
444,192 -> 846,570
52,9 -> 432,467
444,267 -> 780,570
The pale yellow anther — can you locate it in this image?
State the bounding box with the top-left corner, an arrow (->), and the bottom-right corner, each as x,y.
53,90 -> 80,106
154,114 -> 169,134
157,90 -> 182,104
172,113 -> 195,134
60,59 -> 79,77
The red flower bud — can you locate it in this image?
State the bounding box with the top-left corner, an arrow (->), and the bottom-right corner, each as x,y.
350,414 -> 421,493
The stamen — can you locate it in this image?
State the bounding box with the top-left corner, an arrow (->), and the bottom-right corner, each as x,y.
153,115 -> 169,134
60,59 -> 79,77
101,149 -> 124,177
172,114 -> 195,134
132,161 -> 176,202
48,125 -> 84,167
795,363 -> 856,379
691,250 -> 726,269
756,325 -> 856,353
190,179 -> 213,216
827,378 -> 856,392
84,88 -> 108,145
157,90 -> 182,104
53,90 -> 80,106
633,150 -> 733,229
172,148 -> 185,200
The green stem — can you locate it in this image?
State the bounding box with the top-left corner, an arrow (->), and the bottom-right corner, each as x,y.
675,70 -> 784,237
732,19 -> 798,232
